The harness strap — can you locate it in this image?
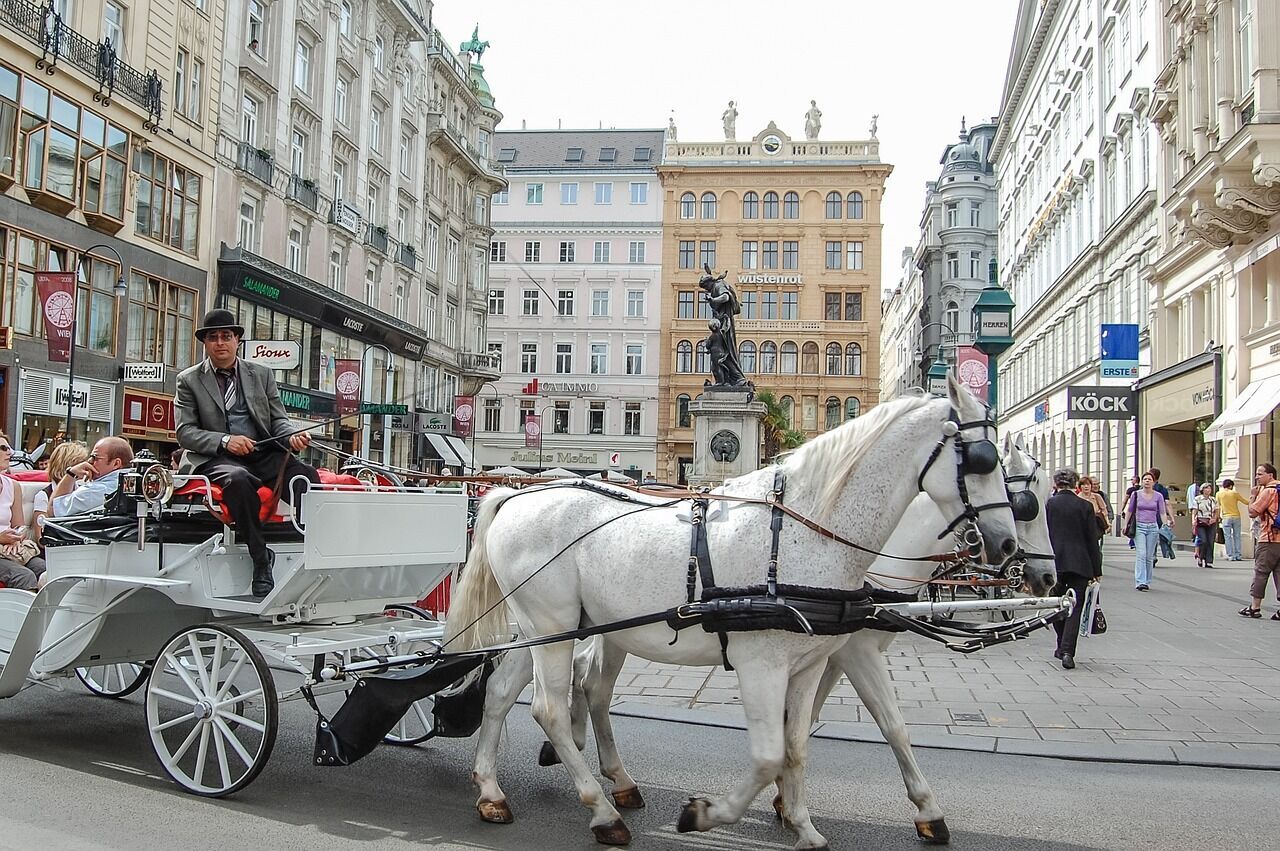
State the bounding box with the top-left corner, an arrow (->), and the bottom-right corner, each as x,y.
684,494 -> 732,670
767,469 -> 786,599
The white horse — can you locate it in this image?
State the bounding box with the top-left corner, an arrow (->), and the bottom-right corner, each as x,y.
444,380 -> 1018,849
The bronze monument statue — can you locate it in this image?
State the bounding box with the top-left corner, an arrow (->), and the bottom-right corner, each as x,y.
699,265 -> 751,389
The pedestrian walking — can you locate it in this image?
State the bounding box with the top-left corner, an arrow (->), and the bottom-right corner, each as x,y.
1192,483 -> 1220,568
1217,478 -> 1249,561
1123,471 -> 1173,591
1238,463 -> 1280,620
1077,476 -> 1111,543
1149,469 -> 1175,561
1046,468 -> 1103,670
1124,474 -> 1140,548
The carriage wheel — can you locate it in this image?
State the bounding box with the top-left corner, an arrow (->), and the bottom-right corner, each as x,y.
378,605 -> 438,746
145,624 -> 278,797
76,662 -> 149,698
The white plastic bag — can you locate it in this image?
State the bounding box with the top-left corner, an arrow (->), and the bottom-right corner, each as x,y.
1078,581 -> 1100,638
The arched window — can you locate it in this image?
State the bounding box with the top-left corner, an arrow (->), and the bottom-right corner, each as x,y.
825,342 -> 842,375
695,340 -> 709,373
679,192 -> 695,219
824,397 -> 841,430
738,340 -> 757,373
801,341 -> 819,374
847,191 -> 864,219
944,301 -> 960,335
783,191 -> 800,218
675,340 -> 692,373
779,341 -> 798,374
824,191 -> 842,219
700,192 -> 717,219
762,191 -> 779,219
677,393 -> 691,428
845,343 -> 862,376
742,191 -> 759,219
845,397 -> 860,421
759,341 -> 777,373
780,395 -> 794,428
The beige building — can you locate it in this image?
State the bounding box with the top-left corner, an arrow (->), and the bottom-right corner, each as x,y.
656,122 -> 890,483
0,0 -> 226,456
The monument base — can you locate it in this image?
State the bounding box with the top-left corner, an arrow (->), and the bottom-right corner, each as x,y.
688,386 -> 767,487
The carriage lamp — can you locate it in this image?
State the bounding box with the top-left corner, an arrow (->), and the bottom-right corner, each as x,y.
926,355 -> 950,396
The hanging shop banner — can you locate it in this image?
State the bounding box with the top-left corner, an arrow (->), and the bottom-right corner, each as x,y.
335,359 -> 362,415
35,271 -> 76,363
1100,323 -> 1139,380
453,395 -> 475,438
524,414 -> 541,448
955,347 -> 990,403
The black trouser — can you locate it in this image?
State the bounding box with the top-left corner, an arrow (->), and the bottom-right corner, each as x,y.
1195,523 -> 1217,565
1052,572 -> 1092,658
196,449 -> 320,567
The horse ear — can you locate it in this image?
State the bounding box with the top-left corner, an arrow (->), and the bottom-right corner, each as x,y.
1014,433 -> 1026,452
944,372 -> 971,413
1003,432 -> 1015,457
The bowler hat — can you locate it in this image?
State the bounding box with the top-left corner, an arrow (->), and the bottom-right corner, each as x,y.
195,308 -> 245,341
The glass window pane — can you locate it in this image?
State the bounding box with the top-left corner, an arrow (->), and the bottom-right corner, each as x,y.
21,78 -> 48,117
80,110 -> 105,147
50,94 -> 78,131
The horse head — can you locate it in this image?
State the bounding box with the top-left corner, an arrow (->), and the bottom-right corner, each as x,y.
1002,433 -> 1058,596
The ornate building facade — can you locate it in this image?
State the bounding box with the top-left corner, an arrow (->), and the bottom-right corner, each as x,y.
656,122 -> 890,483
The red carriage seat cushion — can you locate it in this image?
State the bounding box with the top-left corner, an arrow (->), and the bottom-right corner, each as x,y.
172,480 -> 289,523
316,468 -> 363,487
7,470 -> 50,482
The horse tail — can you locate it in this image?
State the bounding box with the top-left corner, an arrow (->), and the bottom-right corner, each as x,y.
444,487 -> 517,652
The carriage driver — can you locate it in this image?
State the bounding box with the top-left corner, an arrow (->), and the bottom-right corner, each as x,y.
175,309 -> 320,599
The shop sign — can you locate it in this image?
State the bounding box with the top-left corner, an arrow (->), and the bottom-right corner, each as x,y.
956,347 -> 989,403
123,391 -> 175,435
124,362 -> 165,383
978,314 -> 1011,338
738,274 -> 802,285
609,452 -> 621,468
1067,386 -> 1135,419
35,271 -> 76,363
1100,323 -> 1139,380
335,359 -> 362,415
50,377 -> 91,419
1034,400 -> 1050,422
539,381 -> 600,394
453,395 -> 474,438
360,402 -> 409,415
278,387 -> 335,415
418,413 -> 449,432
524,415 -> 541,448
508,449 -> 599,466
243,340 -> 300,370
0,326 -> 13,349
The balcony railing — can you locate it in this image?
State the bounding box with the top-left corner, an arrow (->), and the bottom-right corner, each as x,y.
237,142 -> 274,185
286,174 -> 319,212
397,243 -> 418,271
365,222 -> 390,254
1,0 -> 163,125
458,351 -> 501,376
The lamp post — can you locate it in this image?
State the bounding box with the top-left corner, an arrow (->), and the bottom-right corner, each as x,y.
913,320 -> 955,393
469,379 -> 498,475
69,245 -> 128,442
536,402 -> 557,475
361,343 -> 394,463
972,280 -> 1016,413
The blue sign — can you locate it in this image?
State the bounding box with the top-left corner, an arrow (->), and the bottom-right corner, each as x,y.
1034,400 -> 1050,422
1100,323 -> 1139,380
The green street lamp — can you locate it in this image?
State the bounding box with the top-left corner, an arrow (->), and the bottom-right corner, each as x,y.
926,354 -> 950,396
972,277 -> 1016,412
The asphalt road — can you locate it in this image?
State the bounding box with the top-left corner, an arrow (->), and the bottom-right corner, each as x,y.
0,683 -> 1270,850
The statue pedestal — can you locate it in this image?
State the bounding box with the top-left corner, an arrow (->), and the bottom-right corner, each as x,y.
689,387 -> 766,487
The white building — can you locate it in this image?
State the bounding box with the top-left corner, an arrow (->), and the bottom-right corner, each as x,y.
477,129 -> 666,479
880,248 -> 920,400
992,0 -> 1161,508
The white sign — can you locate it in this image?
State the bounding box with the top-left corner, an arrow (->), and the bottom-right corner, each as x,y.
979,314 -> 1012,337
49,376 -> 91,420
418,413 -> 449,432
243,340 -> 301,370
124,362 -> 165,383
609,452 -> 621,468
540,381 -> 601,394
738,274 -> 803,285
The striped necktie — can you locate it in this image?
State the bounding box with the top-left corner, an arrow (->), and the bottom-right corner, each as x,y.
217,368 -> 237,410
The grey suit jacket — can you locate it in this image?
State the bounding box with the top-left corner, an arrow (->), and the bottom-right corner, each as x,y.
175,358 -> 294,471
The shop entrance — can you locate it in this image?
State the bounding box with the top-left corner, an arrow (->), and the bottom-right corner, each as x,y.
1149,414 -> 1214,541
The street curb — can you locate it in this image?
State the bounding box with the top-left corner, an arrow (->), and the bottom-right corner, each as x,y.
603,701 -> 1280,771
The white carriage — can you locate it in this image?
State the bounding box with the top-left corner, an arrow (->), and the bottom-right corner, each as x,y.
0,457 -> 474,797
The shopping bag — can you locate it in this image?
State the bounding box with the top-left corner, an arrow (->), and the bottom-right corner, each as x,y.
1077,582 -> 1100,638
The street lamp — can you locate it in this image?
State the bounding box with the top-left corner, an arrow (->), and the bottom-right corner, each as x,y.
69,244 -> 128,442
972,279 -> 1016,413
536,402 -> 557,475
468,379 -> 499,475
361,343 -> 394,463
926,354 -> 950,396
914,320 -> 955,391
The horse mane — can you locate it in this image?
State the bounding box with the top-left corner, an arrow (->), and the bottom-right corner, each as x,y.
784,393 -> 938,522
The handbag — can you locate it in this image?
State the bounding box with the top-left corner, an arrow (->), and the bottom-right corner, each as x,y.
1090,605 -> 1108,635
1123,493 -> 1137,538
1078,581 -> 1107,637
0,538 -> 40,565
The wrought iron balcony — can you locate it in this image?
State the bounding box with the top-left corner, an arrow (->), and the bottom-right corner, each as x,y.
1,0 -> 163,126
286,174 -> 319,212
365,222 -> 390,254
237,142 -> 275,185
397,243 -> 418,271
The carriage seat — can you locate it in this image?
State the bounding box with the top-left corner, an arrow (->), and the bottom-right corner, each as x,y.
172,481 -> 291,524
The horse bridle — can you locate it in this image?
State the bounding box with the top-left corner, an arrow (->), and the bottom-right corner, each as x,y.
1003,456 -> 1055,565
916,407 -> 1012,556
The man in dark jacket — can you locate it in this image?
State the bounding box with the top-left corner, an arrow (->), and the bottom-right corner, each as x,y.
1046,467 -> 1104,669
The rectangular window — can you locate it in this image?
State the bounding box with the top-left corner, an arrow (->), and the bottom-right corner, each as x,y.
526,183 -> 543,204
425,220 -> 439,270
969,250 -> 981,279
846,241 -> 864,271
594,182 -> 612,204
238,197 -> 257,250
399,132 -> 412,175
628,241 -> 645,263
374,35 -> 385,69
679,240 -> 695,269
588,400 -> 605,434
590,343 -> 607,376
490,240 -> 506,262
740,291 -> 756,320
287,225 -> 303,272
446,234 -> 460,284
624,401 -> 641,435
525,241 -> 541,262
492,188 -> 508,205
294,39 -> 311,93
484,397 -> 501,432
592,289 -> 609,317
969,202 -> 981,227
174,49 -> 188,117
946,251 -> 959,278
945,202 -> 958,227
557,289 -> 575,316
677,291 -> 694,318
522,289 -> 539,315
488,288 -> 504,315
520,342 -> 537,374
126,272 -> 198,369
741,240 -> 758,269
825,292 -> 840,321
825,241 -> 842,270
335,76 -> 348,124
104,2 -> 125,52
555,343 -> 573,375
761,291 -> 778,320
629,181 -> 647,204
762,241 -> 778,269
247,0 -> 264,53
328,248 -> 342,289
290,129 -> 306,175
559,241 -> 575,263
781,291 -> 798,320
560,182 -> 578,204
783,241 -> 799,270
699,240 -> 717,268
553,400 -> 570,434
845,292 -> 863,321
627,290 -> 644,317
625,345 -> 643,376
370,108 -> 382,152
593,241 -> 611,263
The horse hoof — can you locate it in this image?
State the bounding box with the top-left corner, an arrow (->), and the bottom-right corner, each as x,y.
538,740 -> 561,766
916,818 -> 951,844
677,797 -> 711,833
612,786 -> 646,809
591,818 -> 631,846
477,799 -> 514,824
772,792 -> 784,820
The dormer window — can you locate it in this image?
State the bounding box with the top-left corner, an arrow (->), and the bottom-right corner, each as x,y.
633,146 -> 651,162
566,147 -> 584,162
599,147 -> 617,162
496,148 -> 516,163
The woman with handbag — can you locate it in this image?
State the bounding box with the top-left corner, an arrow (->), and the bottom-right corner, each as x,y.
0,435 -> 46,591
1078,476 -> 1111,544
1123,471 -> 1174,591
1192,483 -> 1220,568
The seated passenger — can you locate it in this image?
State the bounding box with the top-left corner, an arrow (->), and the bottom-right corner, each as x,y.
33,441 -> 88,546
50,436 -> 134,517
0,433 -> 47,591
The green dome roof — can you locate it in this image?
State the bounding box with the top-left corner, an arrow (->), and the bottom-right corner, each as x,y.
470,61 -> 495,109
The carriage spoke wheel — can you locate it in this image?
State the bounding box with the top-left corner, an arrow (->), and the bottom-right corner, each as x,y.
146,624 -> 277,797
76,662 -> 149,698
378,605 -> 438,746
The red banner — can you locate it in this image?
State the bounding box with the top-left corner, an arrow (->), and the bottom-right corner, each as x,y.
524,414 -> 541,449
453,395 -> 475,438
956,346 -> 990,403
335,359 -> 362,415
35,271 -> 76,363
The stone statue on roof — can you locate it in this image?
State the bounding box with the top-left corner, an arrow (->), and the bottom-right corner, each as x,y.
459,24 -> 489,60
722,100 -> 738,141
869,113 -> 879,139
668,114 -> 678,142
804,100 -> 822,140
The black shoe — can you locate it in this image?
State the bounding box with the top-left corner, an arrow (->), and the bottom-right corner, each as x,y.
1053,649 -> 1064,659
1138,584 -> 1149,592
1061,654 -> 1075,670
252,549 -> 276,599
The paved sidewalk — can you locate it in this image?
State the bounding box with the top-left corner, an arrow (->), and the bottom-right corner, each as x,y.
602,540 -> 1280,769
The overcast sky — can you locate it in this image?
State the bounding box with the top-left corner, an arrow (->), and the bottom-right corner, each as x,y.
432,0 -> 1019,295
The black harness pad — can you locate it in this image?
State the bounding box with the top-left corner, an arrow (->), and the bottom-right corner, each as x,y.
698,583 -> 878,635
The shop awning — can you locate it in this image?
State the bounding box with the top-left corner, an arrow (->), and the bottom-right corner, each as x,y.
444,436 -> 474,470
1204,375 -> 1280,442
424,433 -> 464,467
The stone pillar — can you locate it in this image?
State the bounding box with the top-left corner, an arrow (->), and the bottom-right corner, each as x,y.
687,388 -> 766,488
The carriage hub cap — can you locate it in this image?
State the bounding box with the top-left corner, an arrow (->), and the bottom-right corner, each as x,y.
193,700 -> 213,720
